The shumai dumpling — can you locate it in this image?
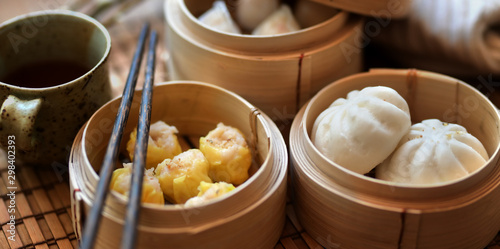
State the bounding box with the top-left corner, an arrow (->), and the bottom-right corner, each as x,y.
184,181 -> 235,207
110,163 -> 165,205
199,1 -> 242,34
155,149 -> 212,204
236,0 -> 279,31
200,123 -> 252,185
312,86 -> 411,174
252,4 -> 300,36
127,121 -> 182,170
376,119 -> 489,185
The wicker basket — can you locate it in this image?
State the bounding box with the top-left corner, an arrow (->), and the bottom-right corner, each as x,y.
69,81 -> 288,249
164,0 -> 364,117
289,69 -> 500,249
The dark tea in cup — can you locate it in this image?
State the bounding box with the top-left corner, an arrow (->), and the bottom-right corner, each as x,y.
1,60 -> 91,88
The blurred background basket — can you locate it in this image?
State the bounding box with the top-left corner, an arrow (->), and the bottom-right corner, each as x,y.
164,0 -> 364,120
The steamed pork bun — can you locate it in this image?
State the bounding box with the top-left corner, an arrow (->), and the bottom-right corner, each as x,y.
312,86 -> 411,174
376,119 -> 489,185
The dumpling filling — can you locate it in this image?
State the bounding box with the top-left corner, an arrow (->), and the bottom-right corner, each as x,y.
184,181 -> 235,207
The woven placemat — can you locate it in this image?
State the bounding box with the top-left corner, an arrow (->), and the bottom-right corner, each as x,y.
0,161 -> 499,249
1,163 -> 499,249
0,163 -> 77,249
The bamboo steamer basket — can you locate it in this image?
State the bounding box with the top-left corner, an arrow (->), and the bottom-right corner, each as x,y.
289,69 -> 500,249
164,0 -> 364,117
308,0 -> 412,19
69,81 -> 288,249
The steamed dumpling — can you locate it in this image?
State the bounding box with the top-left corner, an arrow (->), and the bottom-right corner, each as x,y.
252,4 -> 301,36
376,119 -> 489,185
294,0 -> 339,28
184,181 -> 235,207
127,121 -> 182,169
110,163 -> 165,205
236,0 -> 279,31
200,123 -> 252,185
199,1 -> 241,34
312,86 -> 411,174
155,149 -> 212,204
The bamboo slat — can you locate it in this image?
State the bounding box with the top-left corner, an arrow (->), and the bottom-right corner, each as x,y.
0,164 -> 78,249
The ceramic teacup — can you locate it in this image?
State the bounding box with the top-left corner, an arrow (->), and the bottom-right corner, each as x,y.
0,10 -> 112,165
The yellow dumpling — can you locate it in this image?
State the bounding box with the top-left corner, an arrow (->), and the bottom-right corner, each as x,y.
200,123 -> 252,185
155,149 -> 212,204
110,163 -> 165,205
127,121 -> 182,169
185,181 -> 235,207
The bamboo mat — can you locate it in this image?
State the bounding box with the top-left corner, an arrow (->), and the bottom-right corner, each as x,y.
0,164 -> 77,249
0,163 -> 499,249
1,0 -> 500,248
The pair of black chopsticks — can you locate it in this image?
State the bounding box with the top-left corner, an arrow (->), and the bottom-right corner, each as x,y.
80,23 -> 157,249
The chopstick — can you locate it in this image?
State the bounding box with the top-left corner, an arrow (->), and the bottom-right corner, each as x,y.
79,23 -> 150,249
121,30 -> 158,249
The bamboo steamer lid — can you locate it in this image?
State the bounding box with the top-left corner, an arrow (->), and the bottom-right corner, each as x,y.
69,81 -> 288,249
307,0 -> 412,19
164,0 -> 364,117
289,69 -> 500,248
